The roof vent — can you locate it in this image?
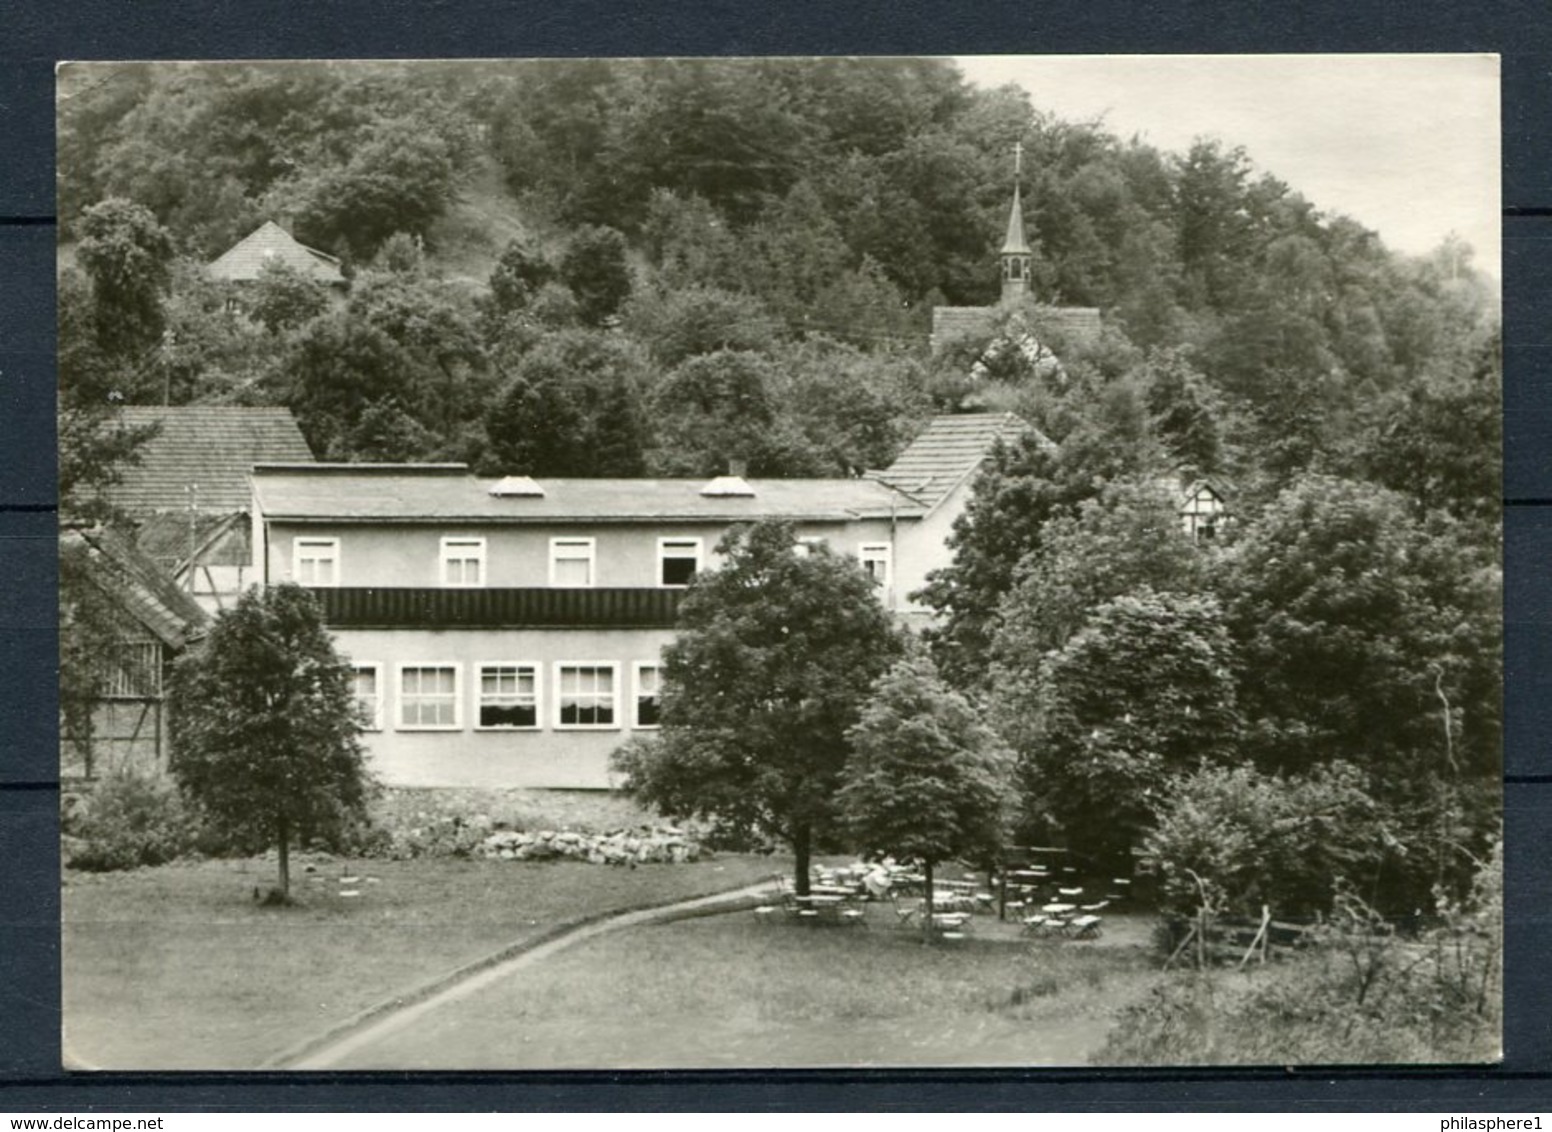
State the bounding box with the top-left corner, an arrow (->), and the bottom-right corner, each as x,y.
489,475 -> 546,498
700,475 -> 755,497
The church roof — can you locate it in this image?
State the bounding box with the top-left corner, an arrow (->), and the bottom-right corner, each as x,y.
929,304 -> 1104,353
207,220 -> 346,286
873,413 -> 1046,511
1001,183 -> 1031,256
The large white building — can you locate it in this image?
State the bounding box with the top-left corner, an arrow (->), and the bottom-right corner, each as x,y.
249,414 -> 1032,789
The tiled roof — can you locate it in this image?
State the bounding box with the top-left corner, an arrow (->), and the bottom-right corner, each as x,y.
64,526 -> 208,648
207,221 -> 346,286
104,407 -> 315,515
873,413 -> 1045,511
930,304 -> 1104,353
252,466 -> 926,524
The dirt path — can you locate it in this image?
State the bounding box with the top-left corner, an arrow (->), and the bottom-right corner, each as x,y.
272,880 -> 773,1070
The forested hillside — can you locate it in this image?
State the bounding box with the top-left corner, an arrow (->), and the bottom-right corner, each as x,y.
58,58 -> 1497,493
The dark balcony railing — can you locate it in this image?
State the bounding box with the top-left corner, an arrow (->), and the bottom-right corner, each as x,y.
310,587 -> 684,629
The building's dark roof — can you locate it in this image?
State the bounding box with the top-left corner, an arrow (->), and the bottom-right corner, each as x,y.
873,413 -> 1044,511
104,406 -> 314,515
930,304 -> 1104,353
252,465 -> 925,524
207,220 -> 345,285
64,526 -> 208,648
1001,184 -> 1031,256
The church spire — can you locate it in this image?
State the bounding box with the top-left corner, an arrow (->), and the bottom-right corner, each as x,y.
1000,141 -> 1032,303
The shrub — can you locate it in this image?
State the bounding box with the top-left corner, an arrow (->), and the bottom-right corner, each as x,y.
1098,842 -> 1502,1065
65,770 -> 194,871
1142,761 -> 1388,921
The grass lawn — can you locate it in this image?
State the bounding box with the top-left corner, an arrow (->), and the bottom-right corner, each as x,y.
324,903 -> 1164,1069
62,853 -> 783,1070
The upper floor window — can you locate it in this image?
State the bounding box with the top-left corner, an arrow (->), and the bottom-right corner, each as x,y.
441,537 -> 487,588
294,537 -> 340,587
550,538 -> 596,587
352,663 -> 383,731
793,536 -> 827,559
478,663 -> 539,729
397,663 -> 460,730
858,543 -> 892,589
658,538 -> 702,587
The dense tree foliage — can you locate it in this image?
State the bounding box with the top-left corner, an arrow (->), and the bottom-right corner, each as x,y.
614,522 -> 905,893
1142,762 -> 1387,920
993,590 -> 1242,869
1220,475 -> 1499,786
170,584 -> 373,902
483,329 -> 649,476
74,198 -> 177,366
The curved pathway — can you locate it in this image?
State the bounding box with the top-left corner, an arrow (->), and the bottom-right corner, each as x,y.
269,880 -> 772,1070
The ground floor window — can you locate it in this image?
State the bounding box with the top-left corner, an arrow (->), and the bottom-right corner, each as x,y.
556,663 -> 618,728
479,663 -> 539,729
633,663 -> 663,728
352,663 -> 383,730
398,664 -> 460,729
105,640 -> 163,699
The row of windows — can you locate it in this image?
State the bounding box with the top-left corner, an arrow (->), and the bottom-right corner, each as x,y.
296,536 -> 894,589
351,661 -> 663,733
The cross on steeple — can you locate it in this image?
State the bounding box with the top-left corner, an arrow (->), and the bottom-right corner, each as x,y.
1014,140 -> 1023,178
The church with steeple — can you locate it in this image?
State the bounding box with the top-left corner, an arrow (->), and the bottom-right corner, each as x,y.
929,145 -> 1103,354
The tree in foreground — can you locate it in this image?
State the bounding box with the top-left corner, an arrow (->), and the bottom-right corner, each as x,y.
838,653 -> 1015,943
170,584 -> 373,903
614,521 -> 904,894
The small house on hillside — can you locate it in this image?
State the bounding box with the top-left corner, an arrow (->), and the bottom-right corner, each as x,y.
207,220 -> 347,288
1177,477 -> 1231,542
60,526 -> 208,781
104,405 -> 316,612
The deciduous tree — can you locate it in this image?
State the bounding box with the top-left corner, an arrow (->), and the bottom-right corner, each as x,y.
171,584 -> 373,903
839,652 -> 1014,941
993,589 -> 1241,870
614,521 -> 904,893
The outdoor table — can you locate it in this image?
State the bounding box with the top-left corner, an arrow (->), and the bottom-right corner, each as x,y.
1041,902 -> 1077,917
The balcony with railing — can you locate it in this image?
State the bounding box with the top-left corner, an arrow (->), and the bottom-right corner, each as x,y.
309,587 -> 684,630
